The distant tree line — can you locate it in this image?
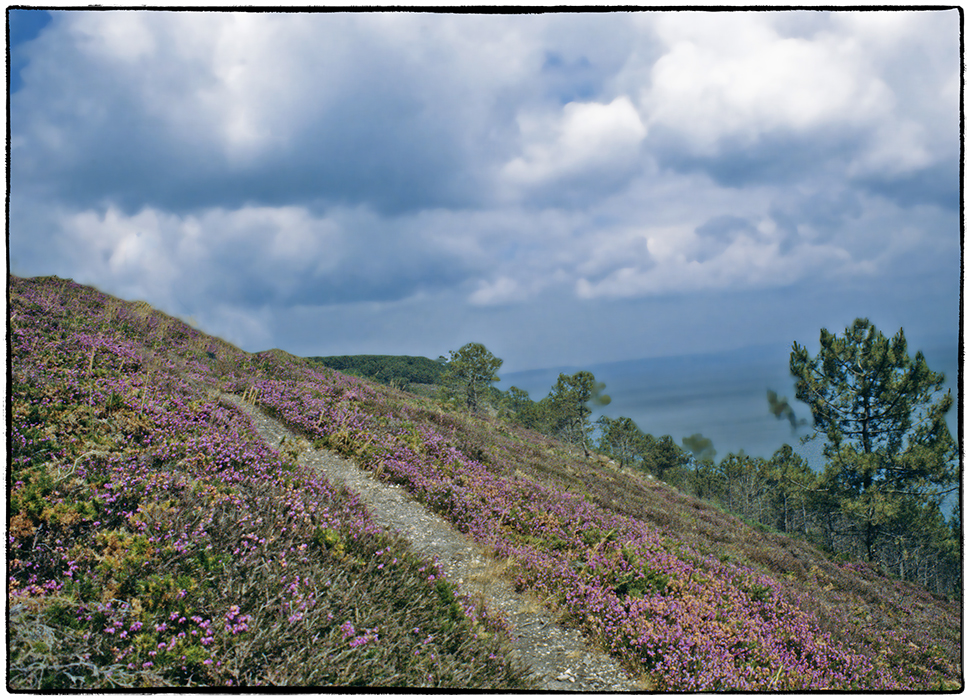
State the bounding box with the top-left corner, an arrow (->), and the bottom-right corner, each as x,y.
309,354 -> 445,390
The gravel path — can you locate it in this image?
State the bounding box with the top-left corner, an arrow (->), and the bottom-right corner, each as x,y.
221,393 -> 644,692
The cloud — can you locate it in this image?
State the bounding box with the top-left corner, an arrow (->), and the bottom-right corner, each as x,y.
693,215 -> 758,262
637,10 -> 958,210
573,220 -> 786,300
501,96 -> 647,197
469,277 -> 531,307
8,10 -> 959,371
643,13 -> 892,151
11,13 -> 548,215
570,183 -> 952,303
14,11 -> 957,216
853,159 -> 959,211
24,203 -> 481,317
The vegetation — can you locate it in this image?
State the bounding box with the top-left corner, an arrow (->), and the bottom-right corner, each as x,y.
8,276 -> 528,690
681,433 -> 717,464
238,354 -> 961,690
308,354 -> 444,390
438,343 -> 503,412
495,328 -> 960,599
544,371 -> 611,458
8,276 -> 961,690
791,318 -> 959,563
595,416 -> 641,467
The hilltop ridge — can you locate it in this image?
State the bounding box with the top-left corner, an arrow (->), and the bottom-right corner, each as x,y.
8,275 -> 962,690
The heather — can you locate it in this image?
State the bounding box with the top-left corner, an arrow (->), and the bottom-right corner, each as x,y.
244,375 -> 960,690
8,276 -> 529,689
8,275 -> 961,691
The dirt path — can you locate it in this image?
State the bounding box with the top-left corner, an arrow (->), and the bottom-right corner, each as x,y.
221,394 -> 643,692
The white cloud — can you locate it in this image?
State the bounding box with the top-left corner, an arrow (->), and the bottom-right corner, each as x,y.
831,10 -> 940,46
41,200 -> 504,316
849,120 -> 934,177
834,11 -> 960,180
68,11 -> 158,63
576,230 -> 855,300
642,13 -> 892,152
469,277 -> 529,307
63,206 -> 181,305
53,204 -> 348,312
502,96 -> 647,188
575,228 -> 652,281
643,224 -> 696,263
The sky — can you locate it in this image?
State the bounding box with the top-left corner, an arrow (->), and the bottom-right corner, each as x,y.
8,8 -> 962,378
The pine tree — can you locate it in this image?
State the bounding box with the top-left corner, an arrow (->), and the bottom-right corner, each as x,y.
638,434 -> 689,479
596,415 -> 643,467
548,371 -> 610,458
765,445 -> 816,535
440,343 -> 503,412
790,318 -> 957,562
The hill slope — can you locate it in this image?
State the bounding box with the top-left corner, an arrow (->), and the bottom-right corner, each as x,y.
8,276 -> 528,689
8,275 -> 962,690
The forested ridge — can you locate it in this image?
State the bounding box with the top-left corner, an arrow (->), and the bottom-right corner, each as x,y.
308,355 -> 444,390
8,276 -> 961,690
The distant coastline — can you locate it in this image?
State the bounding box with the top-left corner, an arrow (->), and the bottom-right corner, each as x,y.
500,339 -> 959,468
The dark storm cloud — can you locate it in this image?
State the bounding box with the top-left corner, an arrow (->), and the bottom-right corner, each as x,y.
648,125 -> 864,190
506,155 -> 646,210
10,13 -> 486,217
676,134 -> 962,215
211,237 -> 476,308
853,158 -> 960,211
17,113 -> 476,218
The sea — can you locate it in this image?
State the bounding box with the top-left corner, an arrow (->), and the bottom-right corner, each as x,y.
498,341 -> 961,472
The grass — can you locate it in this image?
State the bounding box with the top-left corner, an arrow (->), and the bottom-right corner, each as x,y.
8,274 -> 962,691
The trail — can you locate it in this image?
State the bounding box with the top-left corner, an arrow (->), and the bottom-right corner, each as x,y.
221,394 -> 644,692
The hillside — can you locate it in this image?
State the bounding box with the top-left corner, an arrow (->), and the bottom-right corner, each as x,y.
8,275 -> 962,690
8,276 -> 528,689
